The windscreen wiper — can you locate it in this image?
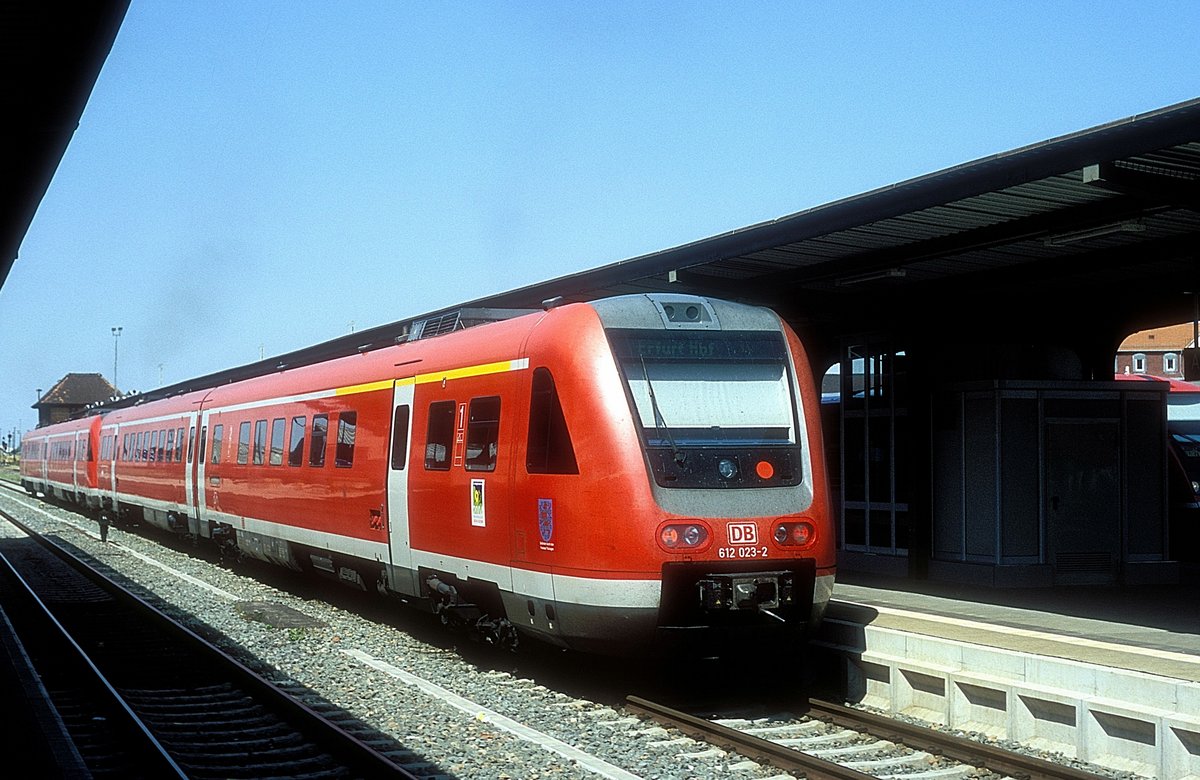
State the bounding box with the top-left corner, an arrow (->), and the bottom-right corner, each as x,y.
641,357 -> 684,464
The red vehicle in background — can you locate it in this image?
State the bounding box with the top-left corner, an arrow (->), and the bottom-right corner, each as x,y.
21,414 -> 101,507
23,294 -> 836,655
1116,373 -> 1200,561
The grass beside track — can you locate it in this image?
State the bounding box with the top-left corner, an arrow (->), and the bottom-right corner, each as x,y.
0,463 -> 20,484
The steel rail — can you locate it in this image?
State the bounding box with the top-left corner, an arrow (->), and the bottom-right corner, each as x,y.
803,698 -> 1104,780
0,542 -> 189,778
626,695 -> 876,780
0,504 -> 421,780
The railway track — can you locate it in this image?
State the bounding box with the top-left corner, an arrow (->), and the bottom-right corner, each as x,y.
0,507 -> 422,780
626,695 -> 1106,780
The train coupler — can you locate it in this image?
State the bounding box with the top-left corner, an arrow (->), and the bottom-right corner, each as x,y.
697,570 -> 793,611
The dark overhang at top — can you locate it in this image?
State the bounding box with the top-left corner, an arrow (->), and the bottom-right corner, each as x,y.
95,97 -> 1200,411
0,1 -> 130,291
463,97 -> 1200,334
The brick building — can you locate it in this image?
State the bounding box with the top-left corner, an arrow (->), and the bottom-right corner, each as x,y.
33,373 -> 118,427
1115,323 -> 1197,379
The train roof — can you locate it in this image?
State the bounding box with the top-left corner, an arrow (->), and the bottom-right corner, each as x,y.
83,305 -> 543,415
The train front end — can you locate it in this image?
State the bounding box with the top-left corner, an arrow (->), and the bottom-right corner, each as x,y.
571,294 -> 835,655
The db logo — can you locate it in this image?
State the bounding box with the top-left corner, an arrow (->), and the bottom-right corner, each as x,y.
727,522 -> 758,545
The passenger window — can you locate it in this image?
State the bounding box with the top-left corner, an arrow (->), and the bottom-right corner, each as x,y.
158,429 -> 167,461
289,417 -> 306,466
391,405 -> 410,471
424,401 -> 456,470
177,427 -> 185,462
166,429 -> 175,462
253,420 -> 267,465
270,418 -> 286,465
149,430 -> 159,462
527,368 -> 579,474
310,414 -> 328,467
211,424 -> 224,464
465,396 -> 501,472
187,425 -> 196,463
335,412 -> 357,468
237,421 -> 252,464
199,425 -> 207,463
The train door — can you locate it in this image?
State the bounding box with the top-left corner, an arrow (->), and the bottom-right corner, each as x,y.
385,380 -> 417,596
185,414 -> 206,536
73,430 -> 84,494
105,425 -> 119,506
39,435 -> 49,488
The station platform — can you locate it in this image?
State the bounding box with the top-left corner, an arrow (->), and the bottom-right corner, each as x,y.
813,571 -> 1200,777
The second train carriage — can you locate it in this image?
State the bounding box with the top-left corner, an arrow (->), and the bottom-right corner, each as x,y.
20,414 -> 101,506
22,294 -> 835,655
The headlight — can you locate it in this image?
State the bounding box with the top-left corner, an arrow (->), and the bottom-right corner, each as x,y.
718,458 -> 738,480
658,522 -> 710,551
773,519 -> 817,548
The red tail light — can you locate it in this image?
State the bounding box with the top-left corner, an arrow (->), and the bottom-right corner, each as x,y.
773,519 -> 817,548
658,522 -> 710,551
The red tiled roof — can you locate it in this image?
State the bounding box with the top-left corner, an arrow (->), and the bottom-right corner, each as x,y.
1117,323 -> 1197,352
35,373 -> 118,408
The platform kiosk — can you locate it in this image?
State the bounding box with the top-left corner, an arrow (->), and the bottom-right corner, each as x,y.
929,380 -> 1172,586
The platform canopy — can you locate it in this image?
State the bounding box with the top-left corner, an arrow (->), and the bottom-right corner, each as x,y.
0,1 -> 129,291
102,97 -> 1200,407
463,98 -> 1200,356
280,97 -> 1200,382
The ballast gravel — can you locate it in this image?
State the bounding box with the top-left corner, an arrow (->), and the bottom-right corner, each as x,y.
0,486 -> 1141,780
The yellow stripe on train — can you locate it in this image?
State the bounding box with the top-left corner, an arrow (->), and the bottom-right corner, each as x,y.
333,358 -> 529,396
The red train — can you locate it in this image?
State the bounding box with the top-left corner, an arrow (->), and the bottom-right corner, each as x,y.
22,294 -> 835,655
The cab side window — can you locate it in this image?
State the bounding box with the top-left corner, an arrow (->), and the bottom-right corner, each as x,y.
465,396 -> 500,472
527,368 -> 578,474
424,401 -> 455,470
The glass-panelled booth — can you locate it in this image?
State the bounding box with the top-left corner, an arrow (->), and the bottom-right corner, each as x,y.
825,340 -> 1177,586
929,381 -> 1174,586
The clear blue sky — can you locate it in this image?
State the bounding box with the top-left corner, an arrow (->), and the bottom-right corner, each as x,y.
3,1 -> 1199,439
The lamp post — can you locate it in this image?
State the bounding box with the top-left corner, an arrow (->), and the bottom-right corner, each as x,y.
111,326 -> 123,390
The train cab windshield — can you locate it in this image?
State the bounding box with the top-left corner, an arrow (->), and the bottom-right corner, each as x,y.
608,329 -> 803,488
